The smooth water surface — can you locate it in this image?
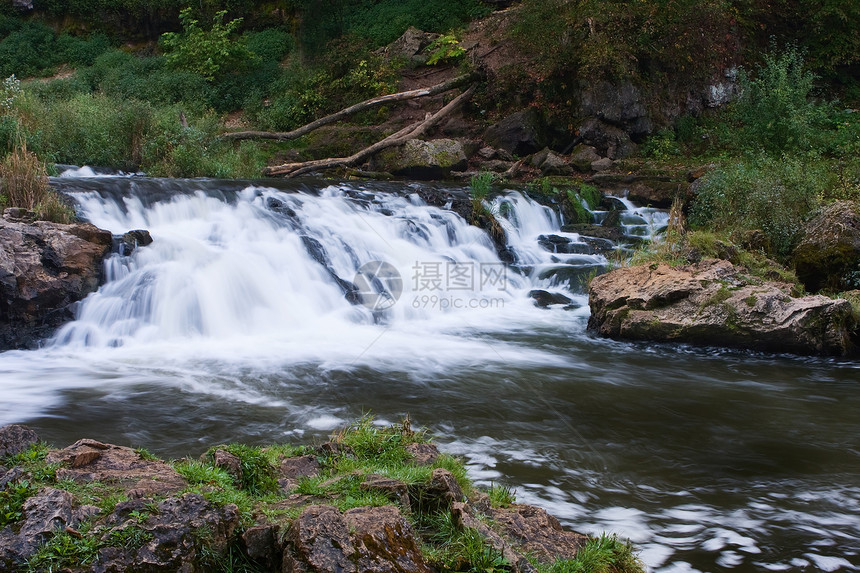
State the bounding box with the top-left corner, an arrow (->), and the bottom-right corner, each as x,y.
0,176 -> 857,572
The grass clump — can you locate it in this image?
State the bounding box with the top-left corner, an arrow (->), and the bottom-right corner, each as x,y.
203,443 -> 279,496
488,482 -> 516,508
0,142 -> 75,223
25,527 -> 101,572
0,479 -> 34,528
536,533 -> 643,573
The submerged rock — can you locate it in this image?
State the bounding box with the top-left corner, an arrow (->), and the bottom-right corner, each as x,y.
0,216 -> 112,350
588,259 -> 857,355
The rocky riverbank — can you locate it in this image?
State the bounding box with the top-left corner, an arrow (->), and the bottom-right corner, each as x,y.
0,421 -> 644,573
0,209 -> 112,350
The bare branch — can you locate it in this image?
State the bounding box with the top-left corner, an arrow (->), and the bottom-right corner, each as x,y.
221,72 -> 477,142
264,85 -> 476,178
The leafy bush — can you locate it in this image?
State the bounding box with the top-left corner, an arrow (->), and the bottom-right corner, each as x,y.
0,21 -> 58,77
160,8 -> 256,80
689,154 -> 829,258
731,45 -> 825,154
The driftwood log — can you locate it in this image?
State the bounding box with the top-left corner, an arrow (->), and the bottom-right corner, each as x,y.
264,85 -> 476,178
221,72 -> 477,143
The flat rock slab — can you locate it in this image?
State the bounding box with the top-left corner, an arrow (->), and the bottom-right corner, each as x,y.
46,439 -> 187,497
588,259 -> 857,355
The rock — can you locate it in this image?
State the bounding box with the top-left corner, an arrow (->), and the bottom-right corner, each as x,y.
540,151 -> 572,176
46,440 -> 187,497
487,504 -> 587,563
792,200 -> 860,293
11,0 -> 33,11
418,468 -> 465,512
0,218 -> 112,350
280,455 -> 320,480
483,108 -> 548,157
361,474 -> 410,507
284,505 -> 432,573
570,144 -> 601,172
0,425 -> 39,459
529,290 -> 573,308
577,117 -> 637,159
588,259 -> 858,355
114,229 -> 153,256
626,180 -> 689,209
405,442 -> 439,465
212,448 -> 243,486
579,81 -> 652,137
381,27 -> 440,66
283,505 -> 355,572
591,157 -> 614,172
0,487 -> 99,570
477,146 -> 498,160
242,524 -> 282,571
94,493 -> 240,573
343,505 -> 433,573
371,139 -> 468,179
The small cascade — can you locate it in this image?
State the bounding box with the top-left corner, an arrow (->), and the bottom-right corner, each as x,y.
595,196 -> 670,241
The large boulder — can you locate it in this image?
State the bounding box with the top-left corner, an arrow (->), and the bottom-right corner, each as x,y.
483,108 -> 548,157
370,139 -> 468,179
792,200 -> 860,293
380,27 -> 440,66
0,212 -> 112,349
283,504 -> 433,573
588,259 -> 857,355
0,425 -> 39,459
579,80 -> 652,137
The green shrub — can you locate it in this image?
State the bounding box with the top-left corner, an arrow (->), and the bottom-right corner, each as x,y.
0,21 -> 58,77
689,154 -> 828,258
243,27 -> 293,64
160,8 -> 257,81
731,45 -> 825,154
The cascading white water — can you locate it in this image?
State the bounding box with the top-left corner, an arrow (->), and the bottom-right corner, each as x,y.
52,184 -> 585,350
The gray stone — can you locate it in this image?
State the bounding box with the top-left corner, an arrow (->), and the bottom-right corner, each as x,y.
370,139 -> 467,179
0,425 -> 39,459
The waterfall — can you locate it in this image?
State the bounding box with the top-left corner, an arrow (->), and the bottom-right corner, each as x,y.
50,180 -> 594,351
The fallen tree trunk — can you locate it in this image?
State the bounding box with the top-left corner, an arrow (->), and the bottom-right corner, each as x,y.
221,73 -> 477,143
265,85 -> 476,178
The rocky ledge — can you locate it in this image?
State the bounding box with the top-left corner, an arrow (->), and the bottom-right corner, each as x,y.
0,209 -> 113,350
0,421 -> 643,573
588,259 -> 858,356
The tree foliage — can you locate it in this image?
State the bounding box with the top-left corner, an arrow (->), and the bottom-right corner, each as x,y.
160,8 -> 256,81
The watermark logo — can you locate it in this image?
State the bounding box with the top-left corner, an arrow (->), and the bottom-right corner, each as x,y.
354,260 -> 507,311
353,261 -> 403,311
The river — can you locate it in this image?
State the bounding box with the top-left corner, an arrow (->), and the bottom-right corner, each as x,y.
0,174 -> 857,572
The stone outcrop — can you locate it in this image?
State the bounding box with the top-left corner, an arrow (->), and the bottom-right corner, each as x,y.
792,200 -> 860,293
1,426 -> 615,573
0,211 -> 112,349
588,259 -> 857,355
284,504 -> 434,573
370,138 -> 468,179
483,108 -> 548,157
